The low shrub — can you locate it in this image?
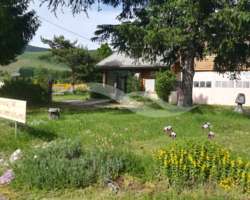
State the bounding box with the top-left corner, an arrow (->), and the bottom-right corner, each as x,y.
155,141 -> 250,193
0,79 -> 49,105
126,74 -> 141,93
89,92 -> 110,99
155,70 -> 176,102
13,139 -> 145,190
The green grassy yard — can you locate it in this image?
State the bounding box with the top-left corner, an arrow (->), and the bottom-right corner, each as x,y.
0,104 -> 249,199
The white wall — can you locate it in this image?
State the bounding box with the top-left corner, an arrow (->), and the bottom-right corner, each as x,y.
193,71 -> 250,106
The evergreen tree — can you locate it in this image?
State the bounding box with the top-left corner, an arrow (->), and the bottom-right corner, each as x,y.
41,36 -> 95,86
42,0 -> 250,106
0,0 -> 39,65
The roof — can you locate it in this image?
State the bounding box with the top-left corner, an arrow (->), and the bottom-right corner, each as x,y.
96,52 -> 166,69
97,52 -> 215,71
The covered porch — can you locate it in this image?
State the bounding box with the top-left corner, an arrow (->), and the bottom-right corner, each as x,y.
96,52 -> 167,94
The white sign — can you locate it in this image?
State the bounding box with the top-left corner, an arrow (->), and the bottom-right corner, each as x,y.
0,98 -> 26,123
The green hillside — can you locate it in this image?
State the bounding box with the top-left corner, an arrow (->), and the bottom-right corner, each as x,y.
24,45 -> 48,52
0,50 -> 70,74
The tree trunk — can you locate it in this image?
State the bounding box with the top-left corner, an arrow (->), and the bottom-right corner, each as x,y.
178,56 -> 195,107
72,70 -> 76,94
48,79 -> 53,104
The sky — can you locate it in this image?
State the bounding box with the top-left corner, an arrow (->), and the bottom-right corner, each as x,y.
29,1 -> 121,50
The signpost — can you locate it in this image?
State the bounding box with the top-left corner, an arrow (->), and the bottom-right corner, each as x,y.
0,98 -> 27,137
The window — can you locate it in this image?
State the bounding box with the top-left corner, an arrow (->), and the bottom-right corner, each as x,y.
206,81 -> 212,88
236,81 -> 250,88
200,81 -> 205,87
216,81 -> 234,88
215,81 -> 222,88
236,81 -> 242,88
222,81 -> 228,88
228,81 -> 234,88
243,81 -> 250,88
194,81 -> 212,88
194,81 -> 199,88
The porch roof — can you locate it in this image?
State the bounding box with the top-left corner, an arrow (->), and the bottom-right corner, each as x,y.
96,52 -> 166,70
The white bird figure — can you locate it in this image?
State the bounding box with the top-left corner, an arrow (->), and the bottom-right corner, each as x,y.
202,122 -> 211,130
170,131 -> 177,139
208,131 -> 215,139
164,126 -> 173,136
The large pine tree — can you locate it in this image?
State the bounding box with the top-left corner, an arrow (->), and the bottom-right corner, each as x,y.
42,0 -> 250,106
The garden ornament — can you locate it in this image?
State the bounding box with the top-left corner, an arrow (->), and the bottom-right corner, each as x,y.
164,126 -> 173,136
234,93 -> 246,113
170,131 -> 177,139
48,108 -> 61,120
208,131 -> 215,139
202,122 -> 211,130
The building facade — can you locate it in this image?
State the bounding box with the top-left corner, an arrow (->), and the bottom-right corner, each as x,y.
97,52 -> 250,106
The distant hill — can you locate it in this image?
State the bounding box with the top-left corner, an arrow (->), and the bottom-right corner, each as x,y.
0,46 -> 69,74
0,45 -> 99,75
25,45 -> 48,52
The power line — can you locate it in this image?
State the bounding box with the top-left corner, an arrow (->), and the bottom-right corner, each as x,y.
39,16 -> 95,42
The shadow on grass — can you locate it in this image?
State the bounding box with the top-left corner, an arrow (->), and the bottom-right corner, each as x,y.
190,106 -> 204,114
50,102 -> 134,115
20,124 -> 57,141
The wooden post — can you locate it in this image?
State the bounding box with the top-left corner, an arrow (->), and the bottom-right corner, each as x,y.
15,121 -> 17,138
48,79 -> 53,104
102,71 -> 107,87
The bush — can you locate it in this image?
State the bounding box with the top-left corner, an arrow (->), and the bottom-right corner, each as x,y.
19,66 -> 35,78
155,70 -> 176,102
155,141 -> 250,193
0,79 -> 49,105
126,74 -> 141,93
13,139 -> 145,190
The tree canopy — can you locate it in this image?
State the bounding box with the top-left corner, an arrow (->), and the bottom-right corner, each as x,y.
92,0 -> 250,106
42,0 -> 250,106
96,43 -> 112,60
0,0 -> 39,65
93,0 -> 250,71
42,36 -> 95,84
40,0 -> 148,18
